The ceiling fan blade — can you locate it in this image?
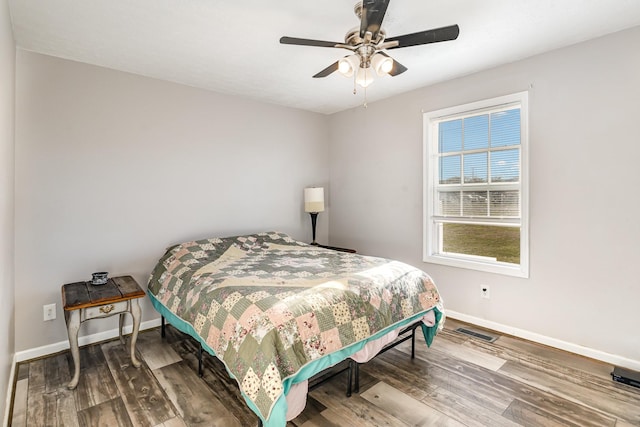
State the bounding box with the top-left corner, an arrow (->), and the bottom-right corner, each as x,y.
360,0 -> 390,40
378,51 -> 407,76
385,24 -> 460,49
313,61 -> 340,78
280,36 -> 341,48
389,59 -> 408,76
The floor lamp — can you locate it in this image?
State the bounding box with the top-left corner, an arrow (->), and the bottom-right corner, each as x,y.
304,187 -> 324,245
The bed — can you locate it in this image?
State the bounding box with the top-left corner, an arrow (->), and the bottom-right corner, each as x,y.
146,231 -> 443,426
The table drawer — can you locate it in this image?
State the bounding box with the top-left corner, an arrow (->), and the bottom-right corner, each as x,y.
84,301 -> 129,319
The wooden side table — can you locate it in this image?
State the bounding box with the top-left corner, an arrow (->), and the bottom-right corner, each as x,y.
61,275 -> 145,389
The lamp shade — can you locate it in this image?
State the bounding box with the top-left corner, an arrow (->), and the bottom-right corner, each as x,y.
371,53 -> 393,76
355,66 -> 374,88
304,187 -> 325,213
338,55 -> 360,78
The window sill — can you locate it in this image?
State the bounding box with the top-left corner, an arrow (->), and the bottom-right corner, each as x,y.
423,254 -> 529,278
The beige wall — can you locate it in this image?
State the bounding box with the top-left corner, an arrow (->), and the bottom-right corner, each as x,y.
0,0 -> 15,418
328,26 -> 640,365
14,51 -> 329,352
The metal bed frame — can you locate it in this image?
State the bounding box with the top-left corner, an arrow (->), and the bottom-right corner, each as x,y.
160,316 -> 423,426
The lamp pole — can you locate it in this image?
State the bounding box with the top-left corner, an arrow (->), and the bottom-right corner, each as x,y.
309,212 -> 319,245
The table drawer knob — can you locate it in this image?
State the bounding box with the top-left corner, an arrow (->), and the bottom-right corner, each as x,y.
100,305 -> 115,314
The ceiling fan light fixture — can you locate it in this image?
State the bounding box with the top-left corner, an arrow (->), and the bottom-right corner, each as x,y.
338,55 -> 359,77
371,53 -> 393,76
355,66 -> 374,88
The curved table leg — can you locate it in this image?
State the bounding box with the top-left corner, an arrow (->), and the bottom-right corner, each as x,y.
66,310 -> 81,389
119,313 -> 126,345
129,299 -> 142,368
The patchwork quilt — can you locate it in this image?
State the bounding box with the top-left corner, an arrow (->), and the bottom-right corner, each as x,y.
147,232 -> 442,424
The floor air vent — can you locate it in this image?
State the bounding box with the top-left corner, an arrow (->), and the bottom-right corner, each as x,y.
611,366 -> 640,389
455,327 -> 498,343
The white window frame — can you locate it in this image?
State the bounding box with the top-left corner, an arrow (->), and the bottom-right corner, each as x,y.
423,92 -> 529,278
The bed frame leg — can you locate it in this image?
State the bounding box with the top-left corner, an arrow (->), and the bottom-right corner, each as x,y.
411,325 -> 417,359
354,361 -> 360,394
198,344 -> 203,377
346,360 -> 353,397
161,316 -> 166,338
345,360 -> 360,396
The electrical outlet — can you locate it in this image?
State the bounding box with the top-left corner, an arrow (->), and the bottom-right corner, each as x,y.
480,285 -> 490,299
43,303 -> 56,321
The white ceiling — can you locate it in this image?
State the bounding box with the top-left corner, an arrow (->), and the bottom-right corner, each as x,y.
8,0 -> 640,114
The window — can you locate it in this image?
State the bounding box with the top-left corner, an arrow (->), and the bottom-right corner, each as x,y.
423,92 -> 529,277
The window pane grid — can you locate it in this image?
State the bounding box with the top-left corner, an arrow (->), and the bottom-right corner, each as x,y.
437,107 -> 521,220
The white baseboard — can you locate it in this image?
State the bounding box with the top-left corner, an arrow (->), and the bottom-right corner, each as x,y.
14,318 -> 162,363
446,310 -> 640,372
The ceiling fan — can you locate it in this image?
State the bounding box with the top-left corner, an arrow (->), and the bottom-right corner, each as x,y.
280,0 -> 460,89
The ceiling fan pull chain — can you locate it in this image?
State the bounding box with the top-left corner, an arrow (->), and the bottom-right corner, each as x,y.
363,85 -> 368,108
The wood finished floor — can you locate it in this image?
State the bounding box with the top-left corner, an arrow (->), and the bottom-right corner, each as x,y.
9,318 -> 640,426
